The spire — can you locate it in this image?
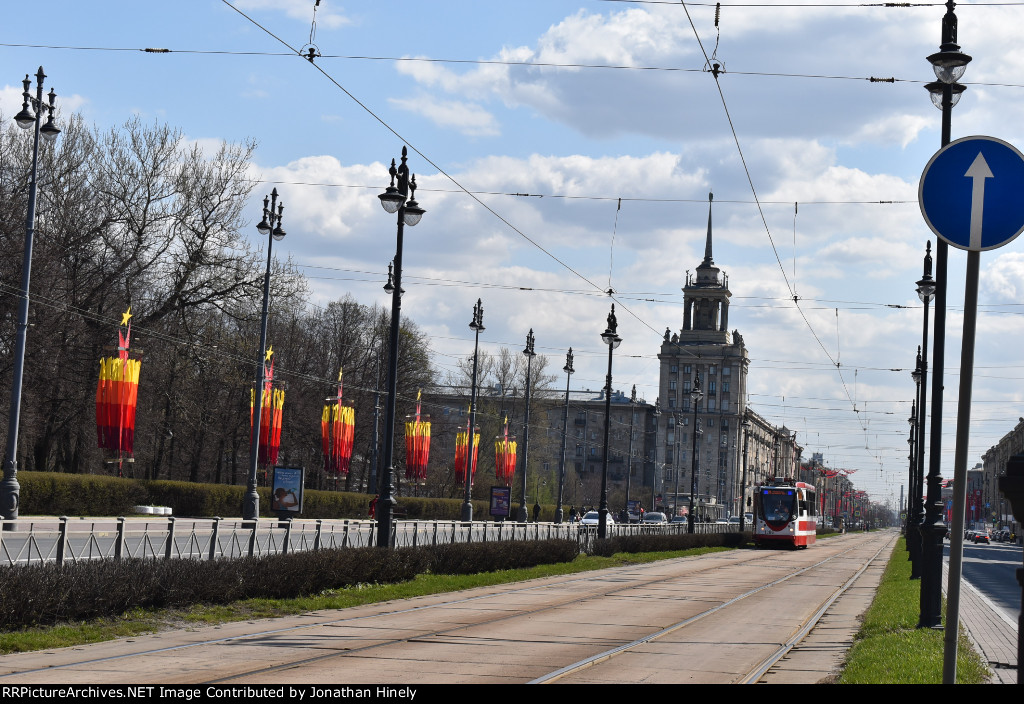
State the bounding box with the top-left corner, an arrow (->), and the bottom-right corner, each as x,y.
701,191 -> 714,267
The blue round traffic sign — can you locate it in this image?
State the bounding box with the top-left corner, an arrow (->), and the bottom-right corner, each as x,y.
919,135 -> 1024,251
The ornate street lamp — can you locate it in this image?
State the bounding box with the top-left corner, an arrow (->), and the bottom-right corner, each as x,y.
624,385 -> 637,522
907,400 -> 917,542
2,68 -> 59,523
909,350 -> 924,574
651,399 -> 661,512
243,190 -> 286,522
688,376 -> 704,533
377,147 -> 426,548
598,304 -> 621,539
740,415 -> 751,531
517,329 -> 537,522
460,299 -> 485,522
555,348 -> 574,523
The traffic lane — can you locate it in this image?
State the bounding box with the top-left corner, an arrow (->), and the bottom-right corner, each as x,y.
946,540 -> 1021,620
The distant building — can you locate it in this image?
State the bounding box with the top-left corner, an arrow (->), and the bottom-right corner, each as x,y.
981,418 -> 1024,529
657,194 -> 800,519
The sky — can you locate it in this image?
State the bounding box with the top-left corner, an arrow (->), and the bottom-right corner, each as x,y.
5,0 -> 1024,509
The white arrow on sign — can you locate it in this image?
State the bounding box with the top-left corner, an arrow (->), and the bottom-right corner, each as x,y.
966,152 -> 994,250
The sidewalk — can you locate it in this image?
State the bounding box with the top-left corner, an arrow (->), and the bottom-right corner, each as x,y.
943,559 -> 1019,684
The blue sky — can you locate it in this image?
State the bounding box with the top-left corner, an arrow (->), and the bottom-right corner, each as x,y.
6,1 -> 1024,507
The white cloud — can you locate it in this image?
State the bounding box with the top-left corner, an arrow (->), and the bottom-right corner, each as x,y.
389,94 -> 499,137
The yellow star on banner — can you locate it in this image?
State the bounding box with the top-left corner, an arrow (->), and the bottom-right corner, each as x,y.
265,346 -> 274,362
120,308 -> 132,326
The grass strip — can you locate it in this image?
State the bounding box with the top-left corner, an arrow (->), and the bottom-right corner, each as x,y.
0,546 -> 730,654
838,537 -> 989,684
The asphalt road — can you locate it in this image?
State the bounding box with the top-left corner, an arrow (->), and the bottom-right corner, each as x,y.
955,539 -> 1022,621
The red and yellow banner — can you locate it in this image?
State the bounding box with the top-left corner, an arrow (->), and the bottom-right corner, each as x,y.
250,353 -> 284,467
405,390 -> 430,481
455,423 -> 480,484
494,417 -> 516,485
321,370 -> 355,476
96,309 -> 140,461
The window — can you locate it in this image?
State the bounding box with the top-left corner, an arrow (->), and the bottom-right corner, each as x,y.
709,380 -> 716,394
709,365 -> 717,375
684,365 -> 692,374
683,380 -> 691,393
682,432 -> 688,444
723,366 -> 731,376
723,381 -> 730,393
576,444 -> 583,456
669,380 -> 677,391
722,399 -> 729,411
708,399 -> 716,411
668,416 -> 675,428
708,418 -> 716,428
670,364 -> 678,373
666,449 -> 674,463
667,431 -> 675,444
669,398 -> 676,408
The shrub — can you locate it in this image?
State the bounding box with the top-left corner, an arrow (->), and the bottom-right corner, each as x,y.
0,539 -> 577,630
20,472 -> 148,516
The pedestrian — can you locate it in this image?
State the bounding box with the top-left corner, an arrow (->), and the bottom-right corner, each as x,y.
533,502 -> 541,522
368,494 -> 378,519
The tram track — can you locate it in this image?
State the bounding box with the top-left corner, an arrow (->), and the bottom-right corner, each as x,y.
530,532 -> 893,684
0,531 -> 896,684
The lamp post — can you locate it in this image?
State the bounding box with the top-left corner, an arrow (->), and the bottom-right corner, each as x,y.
909,353 -> 923,572
517,329 -> 536,522
907,401 -> 917,540
555,348 -> 574,523
242,189 -> 286,521
740,415 -> 751,531
624,385 -> 637,522
920,2 -> 971,680
461,299 -> 484,522
598,304 -> 621,539
2,68 -> 60,522
673,410 -> 683,522
915,243 -> 942,623
651,399 -> 661,512
377,147 -> 426,548
688,376 -> 703,533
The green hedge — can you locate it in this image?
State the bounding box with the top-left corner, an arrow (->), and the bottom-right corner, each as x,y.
19,472 -> 148,517
17,472 -> 524,521
0,538 -> 579,629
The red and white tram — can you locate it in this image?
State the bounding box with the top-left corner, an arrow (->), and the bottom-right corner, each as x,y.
753,478 -> 817,548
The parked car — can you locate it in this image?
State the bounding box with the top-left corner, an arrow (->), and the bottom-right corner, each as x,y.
580,511 -> 615,526
642,512 -> 668,524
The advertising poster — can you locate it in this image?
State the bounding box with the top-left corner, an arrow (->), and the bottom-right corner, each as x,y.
271,466 -> 304,515
490,486 -> 511,518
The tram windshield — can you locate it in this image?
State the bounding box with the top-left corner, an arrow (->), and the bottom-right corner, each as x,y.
760,488 -> 796,522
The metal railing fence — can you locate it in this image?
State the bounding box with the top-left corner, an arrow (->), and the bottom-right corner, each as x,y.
0,516 -> 739,566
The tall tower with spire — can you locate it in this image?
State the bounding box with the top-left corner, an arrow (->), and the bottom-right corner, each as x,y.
656,192 -> 750,520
